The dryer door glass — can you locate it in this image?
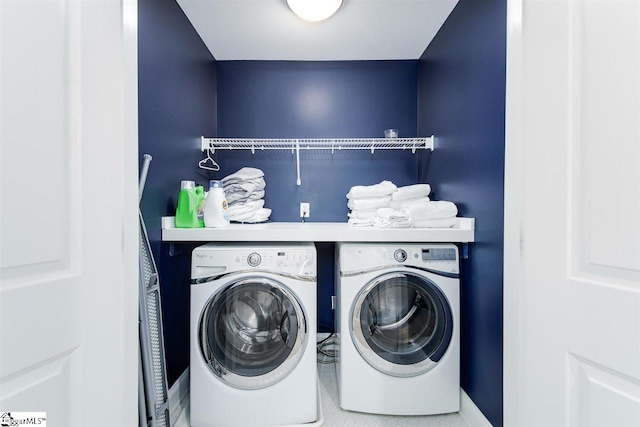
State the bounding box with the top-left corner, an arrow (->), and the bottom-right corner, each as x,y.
350,272 -> 453,377
199,278 -> 308,389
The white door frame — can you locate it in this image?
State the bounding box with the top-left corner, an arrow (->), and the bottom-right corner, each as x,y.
503,0 -> 525,424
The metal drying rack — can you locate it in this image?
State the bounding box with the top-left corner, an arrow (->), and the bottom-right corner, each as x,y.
200,135 -> 435,185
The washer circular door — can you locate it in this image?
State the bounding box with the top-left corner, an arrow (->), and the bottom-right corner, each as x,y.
199,277 -> 308,389
350,272 -> 453,377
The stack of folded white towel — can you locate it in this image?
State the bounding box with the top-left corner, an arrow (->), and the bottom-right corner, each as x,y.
389,183 -> 431,208
347,181 -> 397,226
222,167 -> 271,223
402,199 -> 458,228
346,181 -> 458,228
371,207 -> 413,228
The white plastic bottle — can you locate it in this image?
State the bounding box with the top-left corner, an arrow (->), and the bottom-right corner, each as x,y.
203,180 -> 230,228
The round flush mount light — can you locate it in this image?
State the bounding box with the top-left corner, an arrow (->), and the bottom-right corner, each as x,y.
286,0 -> 343,22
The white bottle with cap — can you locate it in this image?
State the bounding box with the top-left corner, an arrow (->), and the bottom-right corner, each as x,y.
203,180 -> 230,228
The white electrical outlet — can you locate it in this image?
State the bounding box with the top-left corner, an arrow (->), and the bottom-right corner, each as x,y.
300,202 -> 310,218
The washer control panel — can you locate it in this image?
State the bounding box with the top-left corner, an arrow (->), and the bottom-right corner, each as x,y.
238,249 -> 313,270
192,243 -> 317,279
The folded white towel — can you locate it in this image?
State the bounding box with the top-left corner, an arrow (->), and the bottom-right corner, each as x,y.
230,210 -> 260,222
347,196 -> 391,211
222,167 -> 264,184
413,217 -> 457,228
232,208 -> 271,223
389,197 -> 429,209
372,207 -> 414,228
224,178 -> 266,194
391,184 -> 431,201
376,207 -> 411,222
402,200 -> 458,220
228,200 -> 265,220
346,180 -> 397,200
227,190 -> 265,205
347,209 -> 378,219
348,217 -> 374,227
252,208 -> 271,222
372,216 -> 413,228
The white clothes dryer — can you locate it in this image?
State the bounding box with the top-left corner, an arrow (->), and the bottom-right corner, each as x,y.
190,242 -> 317,427
335,243 -> 460,416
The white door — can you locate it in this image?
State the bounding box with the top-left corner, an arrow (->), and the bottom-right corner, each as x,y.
0,1 -> 138,426
504,0 -> 640,426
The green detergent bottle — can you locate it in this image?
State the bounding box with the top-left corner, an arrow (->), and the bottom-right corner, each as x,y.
195,185 -> 205,227
175,180 -> 204,228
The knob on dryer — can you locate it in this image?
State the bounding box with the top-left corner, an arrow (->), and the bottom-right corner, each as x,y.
394,249 -> 407,263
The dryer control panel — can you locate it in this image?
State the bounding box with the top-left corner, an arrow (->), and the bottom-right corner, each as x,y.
421,247 -> 457,261
339,243 -> 459,276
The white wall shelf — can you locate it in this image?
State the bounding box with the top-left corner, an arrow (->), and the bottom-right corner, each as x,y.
161,217 -> 475,243
201,136 -> 434,153
200,135 -> 435,185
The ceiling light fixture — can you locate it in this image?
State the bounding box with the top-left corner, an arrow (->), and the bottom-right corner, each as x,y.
286,0 -> 343,22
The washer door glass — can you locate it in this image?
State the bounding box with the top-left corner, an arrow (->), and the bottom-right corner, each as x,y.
350,272 -> 453,377
199,277 -> 307,389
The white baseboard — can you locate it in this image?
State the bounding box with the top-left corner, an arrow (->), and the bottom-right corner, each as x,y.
459,389 -> 492,427
169,368 -> 190,427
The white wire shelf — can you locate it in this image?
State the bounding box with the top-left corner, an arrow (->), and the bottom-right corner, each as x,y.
201,136 -> 434,154
199,135 -> 434,186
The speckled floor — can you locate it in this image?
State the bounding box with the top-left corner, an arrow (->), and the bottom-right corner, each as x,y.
174,362 -> 469,427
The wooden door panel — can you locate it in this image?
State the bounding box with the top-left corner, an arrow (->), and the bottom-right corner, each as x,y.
0,352 -> 75,425
0,0 -> 76,281
507,1 -> 640,425
569,0 -> 640,283
568,354 -> 640,427
0,1 -> 137,425
0,3 -> 83,423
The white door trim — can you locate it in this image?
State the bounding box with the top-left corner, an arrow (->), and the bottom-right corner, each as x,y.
75,0 -> 140,423
503,0 -> 525,425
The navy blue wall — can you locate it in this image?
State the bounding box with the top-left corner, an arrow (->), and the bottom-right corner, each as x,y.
216,60 -> 420,330
138,0 -> 217,386
138,6 -> 507,420
418,0 -> 506,425
217,61 -> 419,222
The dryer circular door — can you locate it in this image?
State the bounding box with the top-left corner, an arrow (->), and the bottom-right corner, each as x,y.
350,272 -> 453,377
199,277 -> 308,389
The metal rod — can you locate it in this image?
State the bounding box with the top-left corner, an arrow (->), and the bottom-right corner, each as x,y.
139,154 -> 152,203
295,141 -> 301,186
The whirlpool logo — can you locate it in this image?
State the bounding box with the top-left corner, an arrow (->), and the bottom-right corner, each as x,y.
1,412 -> 46,426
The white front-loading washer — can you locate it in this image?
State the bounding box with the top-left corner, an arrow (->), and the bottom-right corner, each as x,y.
335,243 -> 460,416
190,242 -> 317,427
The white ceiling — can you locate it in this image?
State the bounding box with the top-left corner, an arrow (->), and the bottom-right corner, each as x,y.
176,0 -> 459,61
